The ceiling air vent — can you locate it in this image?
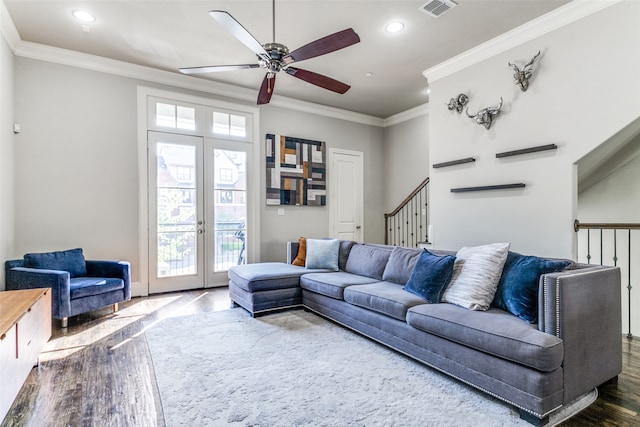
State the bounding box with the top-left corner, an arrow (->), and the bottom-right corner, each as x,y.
419,0 -> 457,18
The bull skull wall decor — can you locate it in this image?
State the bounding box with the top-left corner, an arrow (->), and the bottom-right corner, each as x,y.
508,50 -> 541,92
446,93 -> 469,113
466,97 -> 503,130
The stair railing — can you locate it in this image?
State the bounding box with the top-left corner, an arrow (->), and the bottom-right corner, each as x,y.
384,178 -> 429,248
574,220 -> 640,339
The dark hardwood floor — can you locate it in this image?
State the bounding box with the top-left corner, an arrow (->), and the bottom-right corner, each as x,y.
2,288 -> 639,426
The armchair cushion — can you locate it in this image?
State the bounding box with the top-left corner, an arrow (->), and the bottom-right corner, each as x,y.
70,277 -> 124,299
24,248 -> 87,278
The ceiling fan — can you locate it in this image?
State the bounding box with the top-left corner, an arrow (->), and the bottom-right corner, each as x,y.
179,1 -> 360,105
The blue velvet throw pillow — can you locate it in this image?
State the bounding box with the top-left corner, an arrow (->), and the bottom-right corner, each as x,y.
403,249 -> 456,304
493,252 -> 571,323
305,239 -> 340,271
24,248 -> 87,278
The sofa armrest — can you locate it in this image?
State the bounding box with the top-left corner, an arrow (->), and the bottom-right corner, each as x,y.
286,242 -> 299,265
6,266 -> 71,319
539,265 -> 622,403
86,260 -> 131,300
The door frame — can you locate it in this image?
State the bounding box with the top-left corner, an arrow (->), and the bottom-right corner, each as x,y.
329,148 -> 364,241
137,86 -> 261,296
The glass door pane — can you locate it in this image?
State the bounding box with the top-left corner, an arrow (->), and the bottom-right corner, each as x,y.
156,143 -> 197,277
212,149 -> 247,272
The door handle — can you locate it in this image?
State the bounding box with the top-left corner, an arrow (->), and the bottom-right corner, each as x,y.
198,229 -> 204,234
356,225 -> 361,230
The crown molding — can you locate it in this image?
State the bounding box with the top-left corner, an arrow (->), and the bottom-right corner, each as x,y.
384,103 -> 429,127
13,40 -> 385,127
0,0 -> 20,51
423,0 -> 622,83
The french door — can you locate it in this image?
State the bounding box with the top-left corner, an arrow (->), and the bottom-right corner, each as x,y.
149,132 -> 205,293
148,132 -> 249,293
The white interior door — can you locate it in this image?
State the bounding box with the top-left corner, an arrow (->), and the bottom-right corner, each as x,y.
330,149 -> 364,241
148,131 -> 205,293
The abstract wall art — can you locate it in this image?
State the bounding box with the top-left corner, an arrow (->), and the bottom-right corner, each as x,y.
265,134 -> 326,206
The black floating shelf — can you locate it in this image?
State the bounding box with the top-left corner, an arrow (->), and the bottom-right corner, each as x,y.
496,144 -> 557,158
451,183 -> 526,193
433,157 -> 476,169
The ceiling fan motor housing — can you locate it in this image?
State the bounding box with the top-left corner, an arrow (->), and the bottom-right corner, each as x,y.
260,42 -> 290,73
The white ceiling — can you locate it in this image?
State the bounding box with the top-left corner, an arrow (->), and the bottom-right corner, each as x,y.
4,0 -> 570,118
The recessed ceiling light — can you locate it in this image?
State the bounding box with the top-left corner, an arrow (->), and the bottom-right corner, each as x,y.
385,22 -> 404,33
365,72 -> 374,77
73,10 -> 95,23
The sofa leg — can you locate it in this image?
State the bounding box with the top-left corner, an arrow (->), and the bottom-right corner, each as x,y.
61,317 -> 68,328
113,303 -> 119,313
519,410 -> 548,426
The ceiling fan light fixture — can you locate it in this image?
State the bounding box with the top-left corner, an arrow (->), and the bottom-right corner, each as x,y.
385,22 -> 405,33
72,10 -> 95,23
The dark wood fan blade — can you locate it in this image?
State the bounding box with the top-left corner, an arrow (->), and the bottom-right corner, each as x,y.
283,28 -> 360,65
179,64 -> 260,75
257,73 -> 276,105
209,11 -> 269,60
285,67 -> 351,94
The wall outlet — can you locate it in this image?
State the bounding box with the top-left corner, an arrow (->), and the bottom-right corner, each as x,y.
277,208 -> 285,216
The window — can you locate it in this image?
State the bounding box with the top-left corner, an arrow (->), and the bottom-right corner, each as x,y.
219,168 -> 233,182
212,111 -> 247,137
175,166 -> 192,181
219,191 -> 233,204
155,102 -> 196,130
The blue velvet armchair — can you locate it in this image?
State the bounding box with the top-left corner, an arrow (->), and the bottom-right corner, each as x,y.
5,248 -> 131,328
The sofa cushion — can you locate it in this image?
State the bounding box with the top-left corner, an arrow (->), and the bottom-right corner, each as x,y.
493,252 -> 571,323
24,248 -> 87,278
382,246 -> 422,284
70,277 -> 124,299
292,237 -> 307,266
442,242 -> 510,311
345,244 -> 392,280
406,303 -> 563,372
403,249 -> 456,303
344,282 -> 427,321
229,262 -> 326,292
306,239 -> 340,271
300,272 -> 379,300
338,240 -> 356,271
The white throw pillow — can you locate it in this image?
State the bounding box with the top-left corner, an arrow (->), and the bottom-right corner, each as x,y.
305,239 -> 340,271
441,242 -> 510,310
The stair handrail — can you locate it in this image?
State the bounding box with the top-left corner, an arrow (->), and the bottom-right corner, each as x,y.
384,177 -> 429,245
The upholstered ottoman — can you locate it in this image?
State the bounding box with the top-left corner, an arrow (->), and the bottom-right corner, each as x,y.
228,262 -> 328,316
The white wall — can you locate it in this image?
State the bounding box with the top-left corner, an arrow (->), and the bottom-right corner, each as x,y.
259,106 -> 385,261
14,59 -> 141,279
12,57 -> 385,285
383,113 -> 429,212
0,35 -> 14,290
428,1 -> 640,258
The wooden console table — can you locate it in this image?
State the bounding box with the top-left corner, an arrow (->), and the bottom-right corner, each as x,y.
0,288 -> 52,422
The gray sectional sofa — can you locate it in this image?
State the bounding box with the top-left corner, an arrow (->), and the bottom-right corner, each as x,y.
227,240 -> 622,426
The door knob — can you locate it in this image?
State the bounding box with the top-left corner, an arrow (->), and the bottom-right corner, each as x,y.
356,225 -> 361,230
198,229 -> 204,234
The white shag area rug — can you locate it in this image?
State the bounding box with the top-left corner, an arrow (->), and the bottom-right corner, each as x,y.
145,309 -> 595,427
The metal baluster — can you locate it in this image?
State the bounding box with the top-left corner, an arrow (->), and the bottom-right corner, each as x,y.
600,228 -> 603,265
587,229 -> 591,264
628,228 -> 633,340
